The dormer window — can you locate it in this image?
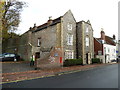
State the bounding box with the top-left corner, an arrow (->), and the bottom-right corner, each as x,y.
38,37 -> 41,47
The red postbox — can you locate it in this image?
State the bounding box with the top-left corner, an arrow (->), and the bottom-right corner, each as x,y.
60,57 -> 62,63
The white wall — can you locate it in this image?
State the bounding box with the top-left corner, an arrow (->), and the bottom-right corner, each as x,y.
96,55 -> 105,63
103,44 -> 116,63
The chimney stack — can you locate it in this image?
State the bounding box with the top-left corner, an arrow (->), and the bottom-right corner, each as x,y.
47,16 -> 53,25
100,28 -> 105,41
113,34 -> 116,40
34,23 -> 36,27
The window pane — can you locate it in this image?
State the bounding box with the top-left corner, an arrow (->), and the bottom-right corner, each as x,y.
10,54 -> 15,57
86,27 -> 88,33
4,54 -> 10,57
67,23 -> 72,30
67,35 -> 73,45
65,51 -> 74,59
86,37 -> 89,46
38,38 -> 41,46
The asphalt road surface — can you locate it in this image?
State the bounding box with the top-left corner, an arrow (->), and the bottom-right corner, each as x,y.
2,64 -> 119,88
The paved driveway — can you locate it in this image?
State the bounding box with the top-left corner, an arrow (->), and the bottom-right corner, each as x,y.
2,61 -> 35,73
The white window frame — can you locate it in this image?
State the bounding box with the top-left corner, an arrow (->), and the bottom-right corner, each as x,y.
67,23 -> 72,30
108,48 -> 110,53
67,34 -> 73,45
86,37 -> 89,47
37,38 -> 41,47
86,27 -> 89,33
65,50 -> 74,59
98,51 -> 102,55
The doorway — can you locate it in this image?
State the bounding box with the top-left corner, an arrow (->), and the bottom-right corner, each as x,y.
35,52 -> 40,60
86,53 -> 88,64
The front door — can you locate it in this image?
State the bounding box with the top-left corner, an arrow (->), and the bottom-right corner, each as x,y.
86,53 -> 88,64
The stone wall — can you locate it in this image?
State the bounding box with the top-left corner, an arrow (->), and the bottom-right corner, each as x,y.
76,22 -> 82,59
17,31 -> 32,61
31,23 -> 58,60
62,10 -> 76,60
76,21 -> 94,64
2,36 -> 20,54
2,30 -> 32,61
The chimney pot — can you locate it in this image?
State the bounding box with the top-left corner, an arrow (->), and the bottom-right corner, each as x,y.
113,34 -> 116,39
49,16 -> 52,20
47,16 -> 53,25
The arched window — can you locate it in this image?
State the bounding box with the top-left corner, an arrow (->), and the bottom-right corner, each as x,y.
86,37 -> 89,47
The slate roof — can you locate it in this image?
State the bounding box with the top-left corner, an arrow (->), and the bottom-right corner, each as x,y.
32,16 -> 62,33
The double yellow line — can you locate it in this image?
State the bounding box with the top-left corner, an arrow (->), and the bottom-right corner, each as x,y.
1,74 -> 55,84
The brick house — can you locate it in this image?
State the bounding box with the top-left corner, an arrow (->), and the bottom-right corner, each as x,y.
3,10 -> 94,69
94,29 -> 116,63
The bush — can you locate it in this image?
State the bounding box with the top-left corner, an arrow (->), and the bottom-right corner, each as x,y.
92,58 -> 101,64
63,59 -> 82,67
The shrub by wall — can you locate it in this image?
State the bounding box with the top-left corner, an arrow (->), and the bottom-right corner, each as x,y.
63,59 -> 82,67
92,58 -> 101,64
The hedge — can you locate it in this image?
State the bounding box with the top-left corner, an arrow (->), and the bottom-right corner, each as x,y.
92,58 -> 101,64
63,59 -> 82,66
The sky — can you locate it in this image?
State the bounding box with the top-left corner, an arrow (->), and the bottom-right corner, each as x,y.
17,0 -> 119,40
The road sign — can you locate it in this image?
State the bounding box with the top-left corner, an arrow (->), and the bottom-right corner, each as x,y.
116,51 -> 119,53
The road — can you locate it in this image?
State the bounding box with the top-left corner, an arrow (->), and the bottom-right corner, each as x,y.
2,63 -> 119,88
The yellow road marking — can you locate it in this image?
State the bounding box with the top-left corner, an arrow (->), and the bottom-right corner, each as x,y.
1,74 -> 55,84
1,63 -> 114,84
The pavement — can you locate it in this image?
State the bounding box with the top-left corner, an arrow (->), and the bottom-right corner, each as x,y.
2,61 -> 34,73
1,61 -> 118,84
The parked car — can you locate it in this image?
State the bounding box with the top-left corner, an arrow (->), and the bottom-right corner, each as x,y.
117,56 -> 120,63
111,59 -> 116,62
0,53 -> 20,62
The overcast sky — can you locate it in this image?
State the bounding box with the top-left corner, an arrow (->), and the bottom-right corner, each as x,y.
17,0 -> 119,39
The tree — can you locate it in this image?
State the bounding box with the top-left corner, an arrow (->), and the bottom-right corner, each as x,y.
2,0 -> 27,41
0,1 -> 4,54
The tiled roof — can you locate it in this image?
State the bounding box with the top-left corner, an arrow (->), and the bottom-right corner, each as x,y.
105,36 -> 116,46
95,36 -> 116,46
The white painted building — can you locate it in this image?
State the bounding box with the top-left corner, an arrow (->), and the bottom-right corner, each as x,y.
94,30 -> 117,63
103,44 -> 116,63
